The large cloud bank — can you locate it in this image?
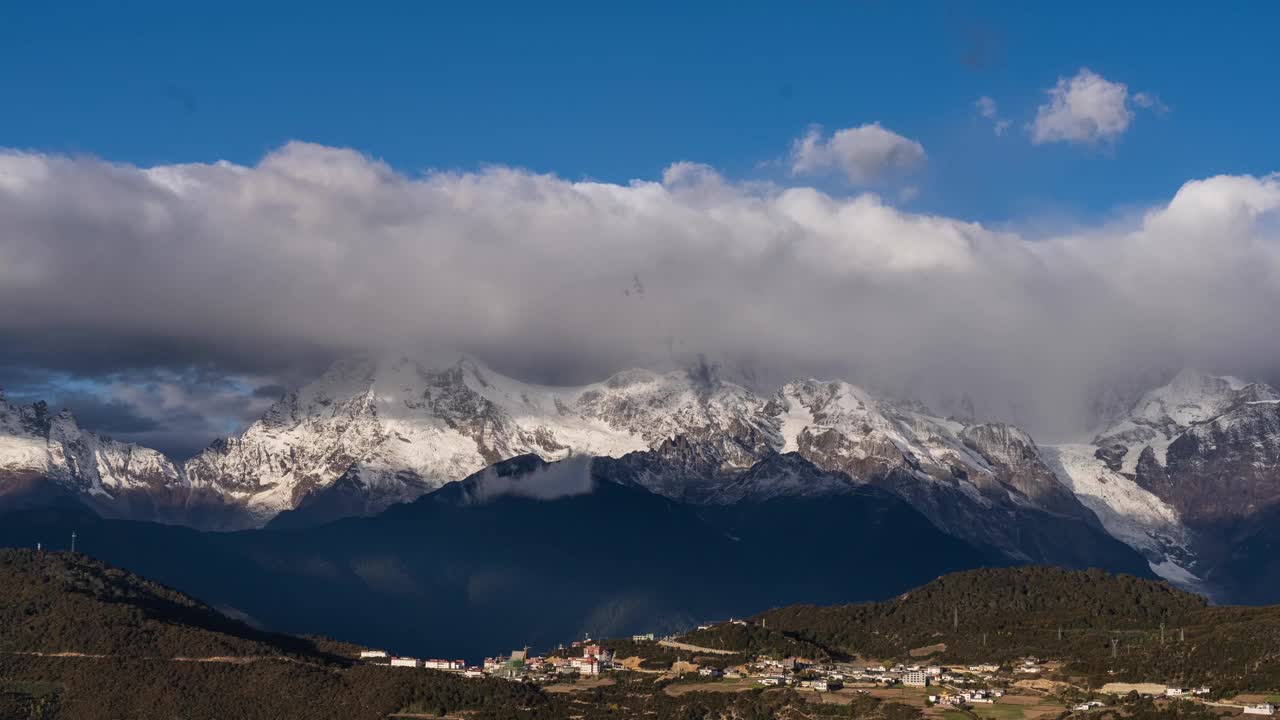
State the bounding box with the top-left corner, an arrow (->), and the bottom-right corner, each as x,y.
2,142 -> 1279,442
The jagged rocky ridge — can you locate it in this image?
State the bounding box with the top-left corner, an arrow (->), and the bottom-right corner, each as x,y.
0,390 -> 242,527
1044,370 -> 1280,596
5,358 -> 1280,599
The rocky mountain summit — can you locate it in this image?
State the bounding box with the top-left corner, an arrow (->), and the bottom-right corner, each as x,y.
5,358 -> 1280,601
0,390 -> 196,522
1045,370 -> 1280,597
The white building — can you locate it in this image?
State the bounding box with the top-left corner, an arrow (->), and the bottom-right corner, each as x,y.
632,633 -> 655,641
902,670 -> 929,687
1165,687 -> 1184,697
1244,705 -> 1276,717
571,657 -> 601,676
423,659 -> 466,671
391,657 -> 423,668
359,650 -> 388,659
698,667 -> 723,678
803,679 -> 831,692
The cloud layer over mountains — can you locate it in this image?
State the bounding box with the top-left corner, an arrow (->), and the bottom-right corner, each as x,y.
2,142 -> 1279,445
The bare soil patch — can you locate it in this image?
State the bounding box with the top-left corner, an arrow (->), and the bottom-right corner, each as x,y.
1013,679 -> 1069,693
664,679 -> 759,697
910,643 -> 947,657
1000,695 -> 1045,706
542,677 -> 615,693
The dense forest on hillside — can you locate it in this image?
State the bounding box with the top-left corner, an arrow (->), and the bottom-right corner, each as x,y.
0,549 -> 357,660
6,553 -> 1280,718
0,549 -> 557,719
681,566 -> 1280,693
0,549 -> 932,720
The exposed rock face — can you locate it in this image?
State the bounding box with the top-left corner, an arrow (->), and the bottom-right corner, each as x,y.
0,391 -> 202,525
1092,369 -> 1279,476
1157,401 -> 1280,522
9,358 -> 1280,601
758,380 -> 1113,565
182,355 -> 778,525
0,356 -> 1151,571
1045,370 -> 1280,596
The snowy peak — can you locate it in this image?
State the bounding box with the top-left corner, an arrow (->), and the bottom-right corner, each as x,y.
1125,369 -> 1272,427
0,391 -> 185,507
773,378 -> 988,487
1092,370 -> 1280,474
1046,369 -> 1280,592
0,392 -> 52,438
182,354 -> 779,524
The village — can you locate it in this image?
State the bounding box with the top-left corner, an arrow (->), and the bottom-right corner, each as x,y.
355,624 -> 1280,718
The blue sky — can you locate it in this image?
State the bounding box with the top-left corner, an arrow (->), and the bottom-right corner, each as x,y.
3,1 -> 1276,224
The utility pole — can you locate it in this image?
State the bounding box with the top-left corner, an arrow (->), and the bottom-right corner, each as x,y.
982,632 -> 987,648
70,531 -> 76,554
1180,627 -> 1185,643
1160,623 -> 1165,645
1111,637 -> 1118,659
1057,626 -> 1062,641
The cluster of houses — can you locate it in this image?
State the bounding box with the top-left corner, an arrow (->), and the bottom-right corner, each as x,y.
360,632 -> 1257,719
360,641 -> 614,682
359,650 -> 484,677
1164,686 -> 1213,698
701,658 -> 972,691
928,689 -> 1002,707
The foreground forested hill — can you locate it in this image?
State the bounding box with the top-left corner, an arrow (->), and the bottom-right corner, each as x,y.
680,566 -> 1280,693
0,549 -> 552,720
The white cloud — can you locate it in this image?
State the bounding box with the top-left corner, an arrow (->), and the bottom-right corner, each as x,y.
1,143 -> 1279,441
1133,91 -> 1169,114
464,455 -> 596,504
1030,68 -> 1151,145
974,96 -> 1011,136
790,123 -> 926,184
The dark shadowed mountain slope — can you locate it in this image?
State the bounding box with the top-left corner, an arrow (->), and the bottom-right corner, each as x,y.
0,454 -> 991,662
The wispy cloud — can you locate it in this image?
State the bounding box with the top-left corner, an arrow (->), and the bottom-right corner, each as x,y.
974,96 -> 1011,136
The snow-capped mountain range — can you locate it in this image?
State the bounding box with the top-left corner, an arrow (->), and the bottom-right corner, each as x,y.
5,356 -> 1280,599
